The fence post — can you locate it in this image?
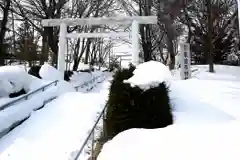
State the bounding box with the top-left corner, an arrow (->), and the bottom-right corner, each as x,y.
91,130 -> 95,160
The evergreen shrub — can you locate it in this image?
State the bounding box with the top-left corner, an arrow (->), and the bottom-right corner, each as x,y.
28,65 -> 41,78
106,64 -> 173,138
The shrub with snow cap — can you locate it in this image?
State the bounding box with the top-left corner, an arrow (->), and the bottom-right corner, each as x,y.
124,61 -> 172,91
28,65 -> 42,79
39,63 -> 62,81
106,62 -> 173,138
0,66 -> 31,97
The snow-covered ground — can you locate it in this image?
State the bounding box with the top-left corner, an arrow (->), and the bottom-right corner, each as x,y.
98,64 -> 240,160
171,65 -> 240,122
2,62 -> 240,160
0,79 -> 111,160
0,64 -> 107,138
0,64 -> 111,160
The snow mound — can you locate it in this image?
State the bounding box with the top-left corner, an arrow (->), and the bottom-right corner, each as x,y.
0,80 -> 75,140
98,123 -> 240,160
39,63 -> 62,81
70,72 -> 93,87
124,61 -> 172,90
70,71 -> 105,88
0,65 -> 61,98
0,66 -> 32,97
0,79 -> 14,97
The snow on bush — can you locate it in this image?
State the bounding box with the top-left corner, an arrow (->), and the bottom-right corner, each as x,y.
0,66 -> 32,97
39,63 -> 62,81
0,65 -> 55,98
124,61 -> 172,91
98,122 -> 240,160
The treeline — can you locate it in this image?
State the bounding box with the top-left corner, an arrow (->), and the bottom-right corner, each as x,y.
0,0 -> 239,71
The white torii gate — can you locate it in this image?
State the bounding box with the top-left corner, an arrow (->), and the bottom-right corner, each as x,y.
42,16 -> 157,79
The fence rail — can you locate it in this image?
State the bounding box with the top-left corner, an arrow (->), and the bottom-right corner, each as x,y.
73,103 -> 108,160
0,80 -> 59,111
0,73 -> 108,157
0,73 -> 105,111
74,75 -> 102,91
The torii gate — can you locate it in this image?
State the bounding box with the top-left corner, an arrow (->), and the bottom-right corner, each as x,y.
42,16 -> 157,79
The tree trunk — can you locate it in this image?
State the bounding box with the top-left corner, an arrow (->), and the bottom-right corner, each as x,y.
139,0 -> 153,62
0,0 -> 11,66
40,28 -> 49,65
142,24 -> 153,62
167,39 -> 175,70
72,39 -> 81,71
84,39 -> 92,64
206,0 -> 214,72
51,53 -> 57,67
46,27 -> 58,66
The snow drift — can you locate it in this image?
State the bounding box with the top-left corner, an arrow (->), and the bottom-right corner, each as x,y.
98,122 -> 240,160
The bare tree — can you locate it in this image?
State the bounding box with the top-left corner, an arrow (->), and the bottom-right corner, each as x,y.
118,0 -> 191,68
118,0 -> 163,62
180,0 -> 237,68
67,0 -> 119,70
155,0 -> 193,69
14,21 -> 40,67
11,0 -> 69,66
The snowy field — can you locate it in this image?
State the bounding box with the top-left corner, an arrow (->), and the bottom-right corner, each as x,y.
98,64 -> 240,160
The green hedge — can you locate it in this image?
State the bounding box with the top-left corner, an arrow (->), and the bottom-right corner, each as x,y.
105,64 -> 173,138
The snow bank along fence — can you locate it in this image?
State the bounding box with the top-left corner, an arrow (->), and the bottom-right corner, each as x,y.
0,73 -> 105,111
74,74 -> 106,92
74,103 -> 108,160
0,80 -> 59,111
0,80 -> 59,139
0,73 -> 107,140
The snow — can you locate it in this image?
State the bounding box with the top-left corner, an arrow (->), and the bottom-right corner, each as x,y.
39,63 -> 62,81
171,65 -> 240,122
2,62 -> 240,160
0,80 -> 75,139
69,62 -> 108,71
70,71 -> 97,87
0,63 -> 108,152
0,77 -> 111,160
0,65 -> 54,98
98,123 -> 240,160
98,64 -> 240,160
124,61 -> 172,90
0,66 -> 32,96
